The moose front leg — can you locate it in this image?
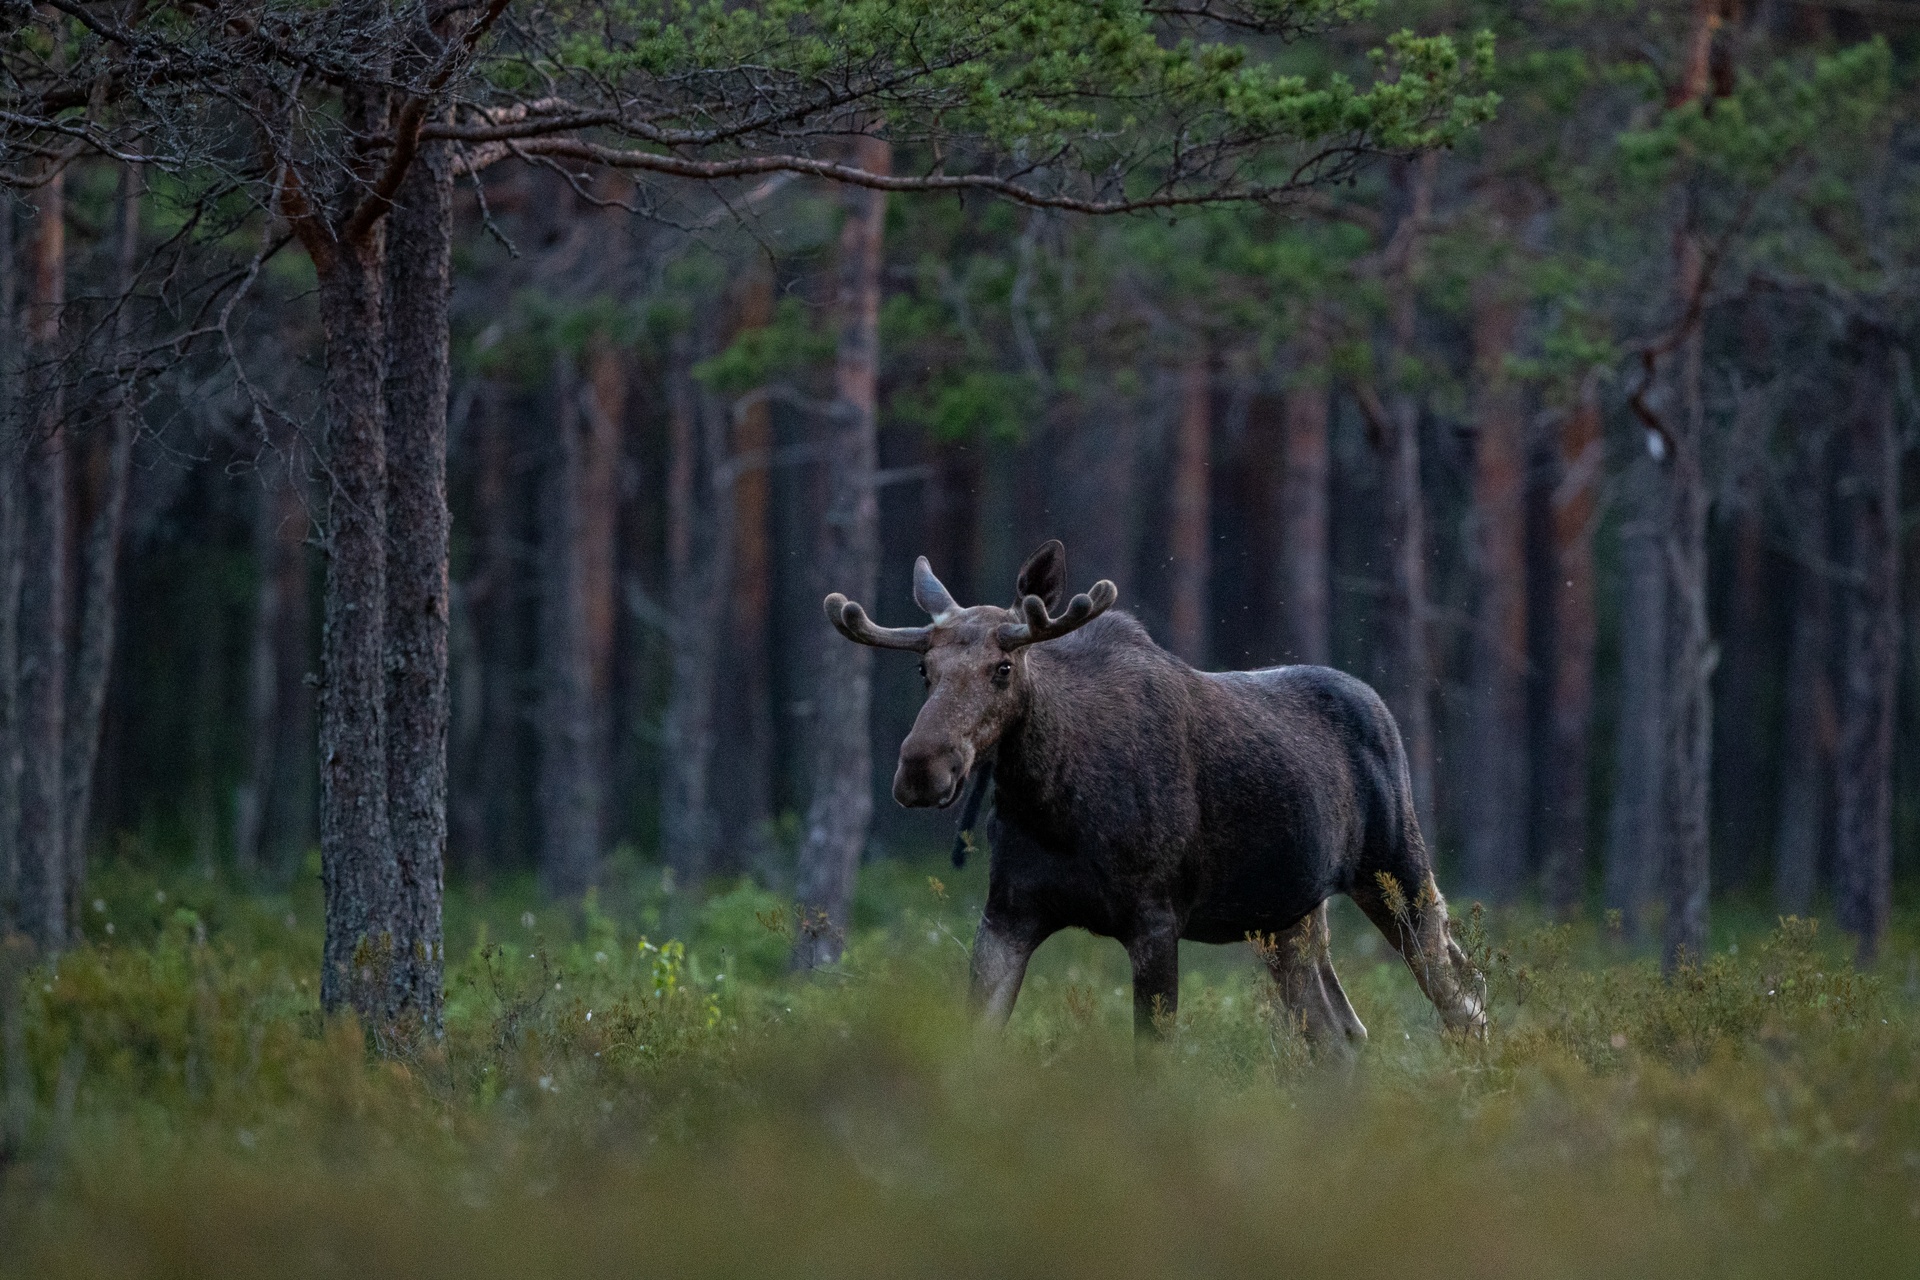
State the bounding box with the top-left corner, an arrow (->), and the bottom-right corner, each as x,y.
968,914 -> 1049,1028
1126,908 -> 1181,1039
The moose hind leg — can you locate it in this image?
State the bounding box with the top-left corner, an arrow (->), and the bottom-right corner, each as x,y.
1351,872 -> 1486,1037
1263,902 -> 1367,1055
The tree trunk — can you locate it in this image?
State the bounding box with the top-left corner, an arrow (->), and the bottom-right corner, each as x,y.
382,140 -> 452,1025
660,337 -> 727,889
793,140 -> 890,969
1464,285 -> 1530,900
62,165 -> 141,903
1661,265 -> 1713,973
1604,453 -> 1669,931
1833,322 -> 1899,964
0,187 -> 22,926
714,265 -> 776,872
1168,345 -> 1213,666
1656,0 -> 1732,973
1774,431 -> 1834,916
537,366 -> 602,898
1378,153 -> 1436,838
1279,337 -> 1330,667
234,471 -> 285,880
1712,502 -> 1769,891
1542,381 -> 1601,915
462,387 -> 519,873
316,228 -> 396,1017
580,335 -> 624,806
18,169 -> 67,950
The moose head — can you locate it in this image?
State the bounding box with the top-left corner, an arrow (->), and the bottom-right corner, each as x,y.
824,540 -> 1117,809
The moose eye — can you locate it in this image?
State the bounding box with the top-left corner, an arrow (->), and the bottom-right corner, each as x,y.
994,659 -> 1013,685
918,661 -> 929,686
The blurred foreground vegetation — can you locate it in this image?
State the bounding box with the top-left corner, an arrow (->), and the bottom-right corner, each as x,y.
3,854 -> 1919,1278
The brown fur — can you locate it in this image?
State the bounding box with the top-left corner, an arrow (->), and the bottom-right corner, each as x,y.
828,541 -> 1486,1050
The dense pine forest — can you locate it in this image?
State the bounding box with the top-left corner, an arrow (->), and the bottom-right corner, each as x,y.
4,2 -> 1920,1274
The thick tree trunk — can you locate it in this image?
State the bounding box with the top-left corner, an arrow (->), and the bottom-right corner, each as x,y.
1833,323 -> 1899,964
793,140 -> 889,969
1464,286 -> 1530,900
714,266 -> 776,871
1279,338 -> 1330,667
316,230 -> 396,1017
1774,432 -> 1834,916
537,367 -> 602,898
1168,345 -> 1212,666
18,171 -> 67,950
1542,382 -> 1601,915
382,141 -> 451,1025
1604,454 -> 1669,931
62,165 -> 141,901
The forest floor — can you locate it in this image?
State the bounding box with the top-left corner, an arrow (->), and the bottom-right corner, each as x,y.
2,850 -> 1919,1278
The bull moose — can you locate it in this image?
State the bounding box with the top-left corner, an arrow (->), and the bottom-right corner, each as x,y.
824,539 -> 1485,1050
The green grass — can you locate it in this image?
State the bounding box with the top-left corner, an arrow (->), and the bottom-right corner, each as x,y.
3,854 -> 1919,1278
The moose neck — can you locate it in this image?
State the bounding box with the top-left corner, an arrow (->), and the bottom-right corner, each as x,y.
988,613 -> 1188,844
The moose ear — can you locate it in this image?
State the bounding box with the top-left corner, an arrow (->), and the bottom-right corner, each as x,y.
1014,539 -> 1068,614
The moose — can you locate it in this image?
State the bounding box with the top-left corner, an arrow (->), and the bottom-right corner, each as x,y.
824,540 -> 1485,1050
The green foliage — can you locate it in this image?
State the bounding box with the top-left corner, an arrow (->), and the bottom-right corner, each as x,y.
693,297 -> 836,394
522,1 -> 1496,186
5,864 -> 1920,1277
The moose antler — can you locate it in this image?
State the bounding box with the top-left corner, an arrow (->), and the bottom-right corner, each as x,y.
825,555 -> 962,650
998,579 -> 1118,648
823,594 -> 935,650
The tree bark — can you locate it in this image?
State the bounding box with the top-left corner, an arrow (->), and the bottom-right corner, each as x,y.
461,387 -> 519,873
1279,336 -> 1330,667
315,227 -> 396,1016
1464,284 -> 1530,900
1655,0 -> 1733,974
18,169 -> 67,950
234,469 -> 286,880
793,139 -> 890,969
660,337 -> 728,889
62,165 -> 141,903
0,186 -> 22,927
1774,431 -> 1834,916
1542,381 -> 1601,915
714,264 -> 776,871
1168,344 -> 1212,666
1660,256 -> 1713,973
537,365 -> 602,898
1604,453 -> 1669,932
580,335 -> 624,799
1712,501 -> 1769,891
382,139 -> 451,1025
1833,322 -> 1899,964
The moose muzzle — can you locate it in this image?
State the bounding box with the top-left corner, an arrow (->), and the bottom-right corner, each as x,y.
893,740 -> 970,809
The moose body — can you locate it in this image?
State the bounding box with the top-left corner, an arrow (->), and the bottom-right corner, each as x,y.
826,541 -> 1485,1048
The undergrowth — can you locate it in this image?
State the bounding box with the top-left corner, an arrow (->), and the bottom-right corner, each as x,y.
2,855 -> 1918,1278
